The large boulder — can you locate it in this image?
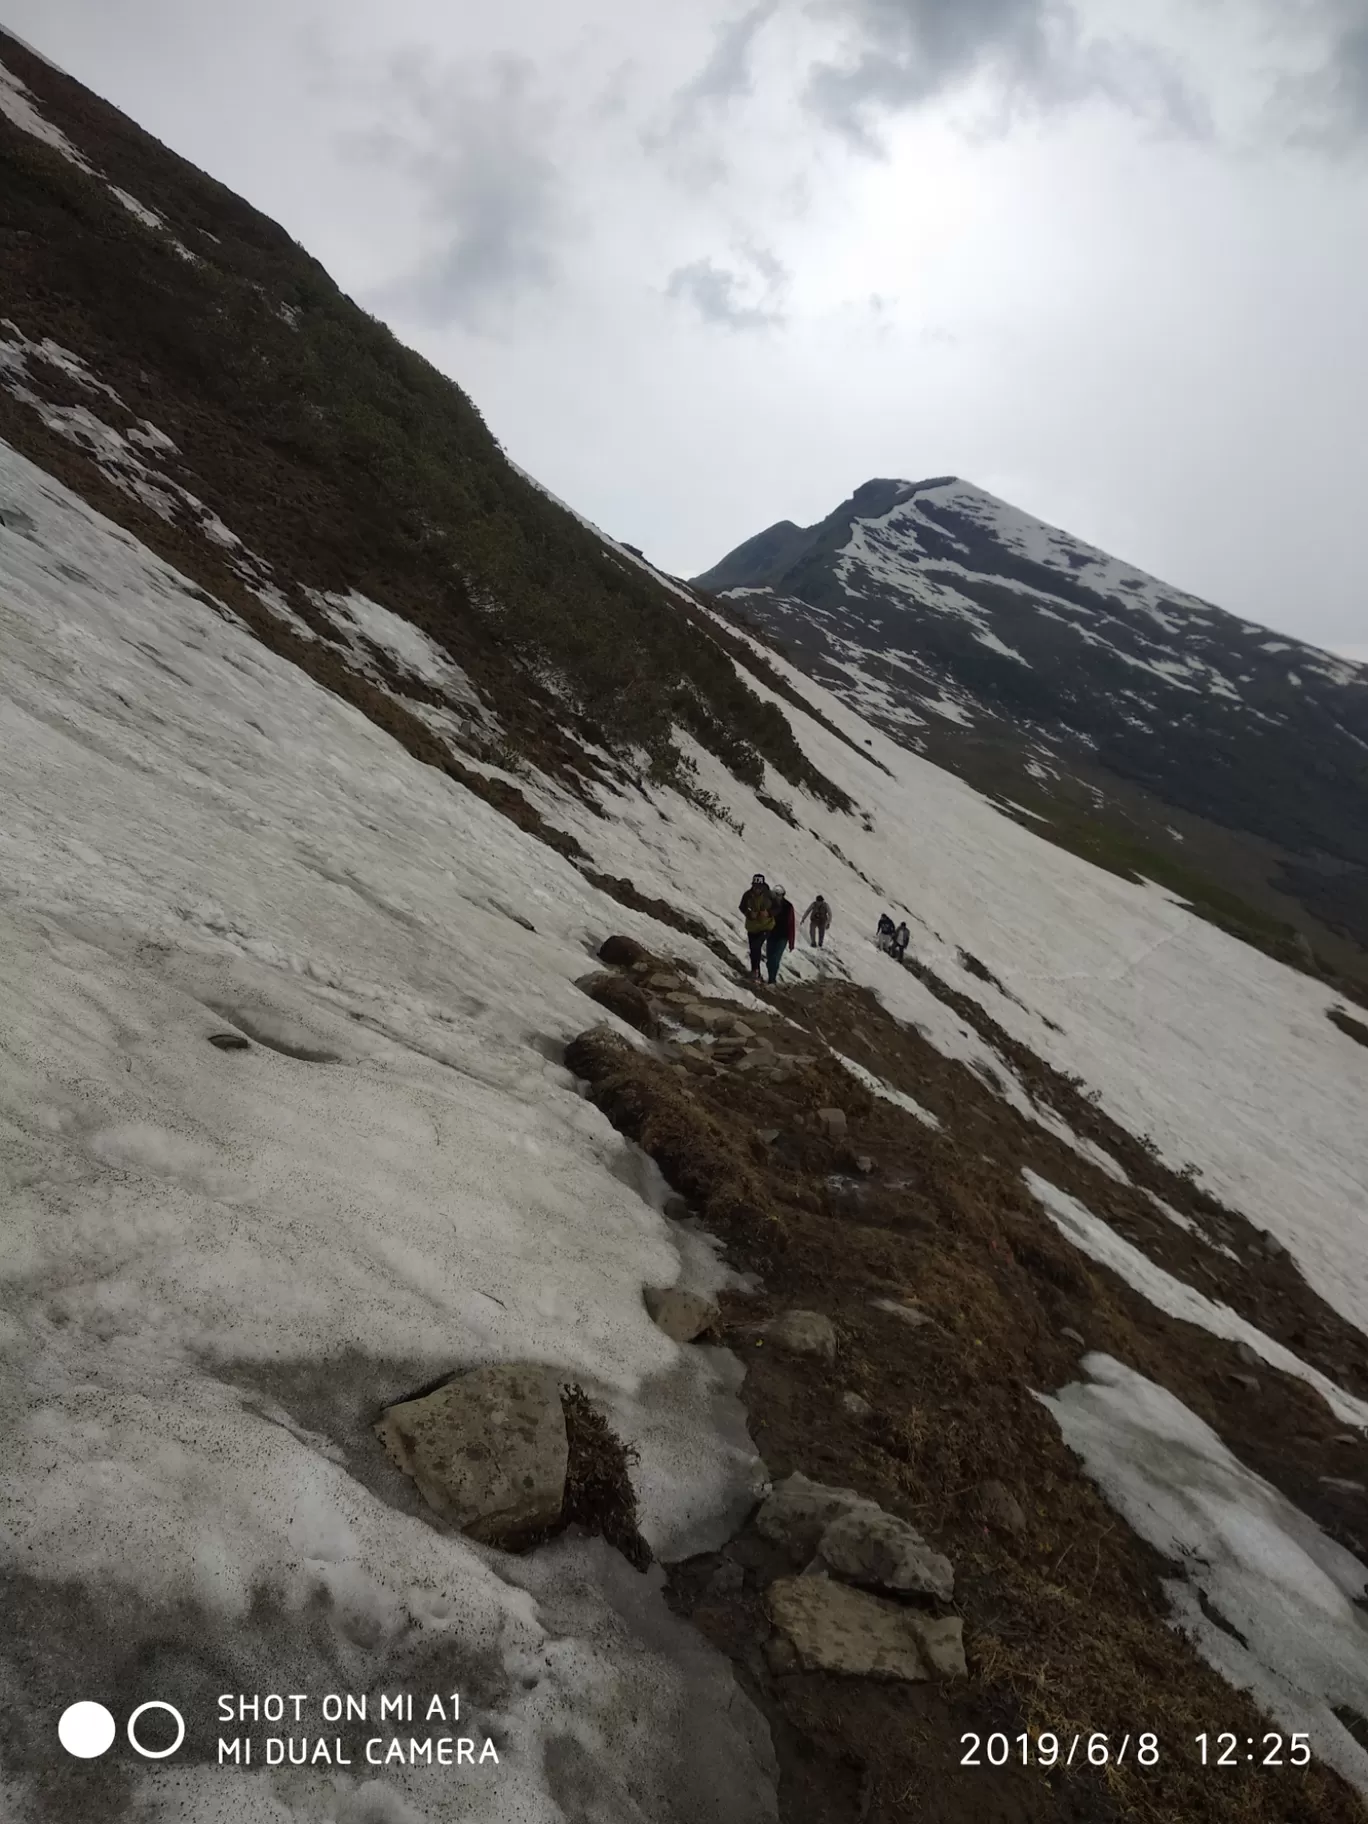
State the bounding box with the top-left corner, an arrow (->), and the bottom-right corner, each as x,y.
816,1506 -> 954,1602
375,1364 -> 567,1548
756,1472 -> 867,1560
766,1579 -> 965,1681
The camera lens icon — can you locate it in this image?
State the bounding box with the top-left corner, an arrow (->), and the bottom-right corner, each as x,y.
59,1700 -> 185,1760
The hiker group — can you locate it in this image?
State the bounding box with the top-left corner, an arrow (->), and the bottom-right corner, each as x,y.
877,912 -> 911,963
738,876 -> 907,981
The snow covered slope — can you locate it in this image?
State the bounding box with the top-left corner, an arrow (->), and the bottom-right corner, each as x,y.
696,477 -> 1368,957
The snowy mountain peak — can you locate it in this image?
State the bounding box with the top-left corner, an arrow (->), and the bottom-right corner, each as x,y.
697,480 -> 1368,961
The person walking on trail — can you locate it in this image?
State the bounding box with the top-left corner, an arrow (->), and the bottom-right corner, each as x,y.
766,886 -> 797,983
739,873 -> 775,982
891,919 -> 910,963
802,894 -> 832,948
876,912 -> 896,953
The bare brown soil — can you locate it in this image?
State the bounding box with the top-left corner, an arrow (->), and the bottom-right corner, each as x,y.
569,944 -> 1368,1824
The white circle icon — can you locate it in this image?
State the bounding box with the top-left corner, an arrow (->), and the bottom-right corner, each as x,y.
127,1701 -> 186,1760
58,1702 -> 116,1759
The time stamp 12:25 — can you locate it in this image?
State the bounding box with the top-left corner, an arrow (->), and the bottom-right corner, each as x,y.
960,1731 -> 1313,1769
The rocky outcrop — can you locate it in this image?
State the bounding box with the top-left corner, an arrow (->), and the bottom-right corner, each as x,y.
644,1285 -> 721,1342
759,1310 -> 837,1362
756,1472 -> 953,1602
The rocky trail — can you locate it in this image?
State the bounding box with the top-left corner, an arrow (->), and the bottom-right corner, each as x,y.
559,934 -> 1368,1824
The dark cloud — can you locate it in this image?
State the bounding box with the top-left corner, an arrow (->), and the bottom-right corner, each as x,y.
1281,6 -> 1368,148
665,246 -> 788,329
649,1 -> 779,152
349,53 -> 569,332
804,0 -> 1208,151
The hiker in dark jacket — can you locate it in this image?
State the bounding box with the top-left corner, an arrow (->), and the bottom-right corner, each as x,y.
802,894 -> 832,947
891,920 -> 910,962
739,873 -> 775,982
876,912 -> 896,952
765,886 -> 797,983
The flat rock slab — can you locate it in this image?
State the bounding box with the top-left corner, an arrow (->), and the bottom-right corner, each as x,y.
375,1363 -> 567,1548
644,1285 -> 720,1342
761,1310 -> 836,1362
816,1107 -> 848,1140
767,1579 -> 965,1681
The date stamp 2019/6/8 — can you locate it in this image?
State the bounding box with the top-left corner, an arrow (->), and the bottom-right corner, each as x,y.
960,1731 -> 1313,1770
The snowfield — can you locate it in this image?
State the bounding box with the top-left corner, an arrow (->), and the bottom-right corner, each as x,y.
5,420 -> 1368,1814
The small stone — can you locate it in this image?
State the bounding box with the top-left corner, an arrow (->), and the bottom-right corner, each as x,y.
754,1128 -> 780,1146
908,1613 -> 967,1679
1234,1341 -> 1261,1367
644,971 -> 678,990
1061,1327 -> 1086,1347
1231,1372 -> 1261,1393
662,1194 -> 691,1220
816,1506 -> 955,1602
977,1479 -> 1027,1536
816,1108 -> 848,1141
207,1031 -> 250,1051
761,1310 -> 837,1362
731,1020 -> 756,1041
765,1577 -> 932,1682
1261,1232 -> 1289,1259
643,1286 -> 720,1342
375,1363 -> 567,1547
853,1155 -> 876,1175
871,1298 -> 933,1329
841,1391 -> 874,1420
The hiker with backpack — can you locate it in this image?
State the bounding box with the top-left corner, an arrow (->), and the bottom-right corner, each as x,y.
891,920 -> 910,963
766,886 -> 797,983
802,894 -> 832,947
876,913 -> 896,953
739,873 -> 775,982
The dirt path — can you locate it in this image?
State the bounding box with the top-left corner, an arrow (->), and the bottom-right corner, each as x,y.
569,940 -> 1368,1824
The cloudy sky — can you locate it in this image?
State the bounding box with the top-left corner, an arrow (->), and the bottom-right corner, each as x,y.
6,0 -> 1367,651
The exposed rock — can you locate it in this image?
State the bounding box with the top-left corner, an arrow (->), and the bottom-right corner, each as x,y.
754,1127 -> 780,1146
1234,1341 -> 1261,1367
576,971 -> 656,1036
662,1194 -> 691,1220
682,1003 -> 735,1033
766,1578 -> 956,1682
977,1479 -> 1027,1536
853,1155 -> 876,1175
1231,1372 -> 1261,1393
375,1363 -> 567,1547
816,1505 -> 954,1601
644,1285 -> 720,1343
731,1020 -> 756,1041
598,934 -> 648,969
841,1391 -> 874,1420
1322,1476 -> 1366,1494
816,1107 -> 848,1141
761,1310 -> 837,1362
871,1298 -> 933,1329
644,971 -> 679,990
756,1472 -> 868,1560
207,1031 -> 251,1051
1061,1327 -> 1086,1347
1260,1232 -> 1289,1259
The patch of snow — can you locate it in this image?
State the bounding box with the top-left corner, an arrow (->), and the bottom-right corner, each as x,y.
833,1052 -> 941,1128
1041,1355 -> 1368,1795
108,186 -> 165,231
1025,1172 -> 1368,1428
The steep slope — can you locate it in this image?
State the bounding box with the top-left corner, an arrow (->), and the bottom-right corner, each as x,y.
697,478 -> 1368,975
7,28 -> 1368,1824
0,28 -> 842,821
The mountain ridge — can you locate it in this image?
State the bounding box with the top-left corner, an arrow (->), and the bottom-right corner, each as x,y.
696,476 -> 1368,977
